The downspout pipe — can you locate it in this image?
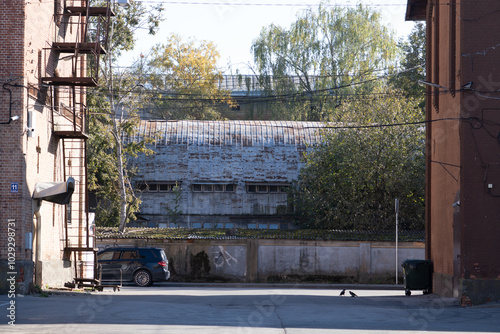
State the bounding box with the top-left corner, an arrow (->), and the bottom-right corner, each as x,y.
1,83 -> 22,124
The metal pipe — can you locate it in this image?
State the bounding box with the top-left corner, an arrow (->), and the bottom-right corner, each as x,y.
1,83 -> 22,124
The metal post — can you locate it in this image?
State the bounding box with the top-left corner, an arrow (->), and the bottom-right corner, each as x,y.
395,198 -> 399,284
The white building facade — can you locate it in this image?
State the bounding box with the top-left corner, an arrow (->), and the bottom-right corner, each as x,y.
130,120 -> 325,229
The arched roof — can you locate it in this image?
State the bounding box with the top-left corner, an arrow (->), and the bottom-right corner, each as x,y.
131,120 -> 329,147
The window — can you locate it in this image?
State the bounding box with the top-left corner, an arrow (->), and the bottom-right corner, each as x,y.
97,251 -> 114,261
121,251 -> 138,260
192,223 -> 202,228
192,183 -> 236,192
246,183 -> 290,193
138,249 -> 156,259
159,184 -> 171,192
138,182 -> 180,192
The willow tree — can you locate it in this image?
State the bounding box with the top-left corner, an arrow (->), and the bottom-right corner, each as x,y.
87,1 -> 163,231
145,34 -> 234,120
251,3 -> 398,121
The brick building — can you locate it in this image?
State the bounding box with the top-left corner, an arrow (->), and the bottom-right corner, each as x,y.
129,120 -> 324,229
406,0 -> 500,304
0,0 -> 112,292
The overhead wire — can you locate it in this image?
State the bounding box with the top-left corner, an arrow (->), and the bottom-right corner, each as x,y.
86,63 -> 426,103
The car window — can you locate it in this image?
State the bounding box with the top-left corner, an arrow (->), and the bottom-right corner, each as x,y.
97,251 -> 114,261
112,251 -> 121,260
138,249 -> 156,259
121,250 -> 138,259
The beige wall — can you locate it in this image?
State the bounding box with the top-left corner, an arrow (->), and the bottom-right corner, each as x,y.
97,238 -> 425,283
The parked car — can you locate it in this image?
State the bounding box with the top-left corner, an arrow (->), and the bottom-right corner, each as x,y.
97,247 -> 170,287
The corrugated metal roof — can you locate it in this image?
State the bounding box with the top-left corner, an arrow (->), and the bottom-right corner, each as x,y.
130,120 -> 328,147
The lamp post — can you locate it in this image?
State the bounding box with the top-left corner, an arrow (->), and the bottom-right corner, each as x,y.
395,198 -> 399,284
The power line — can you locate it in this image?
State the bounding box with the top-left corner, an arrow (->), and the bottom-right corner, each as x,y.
127,1 -> 409,7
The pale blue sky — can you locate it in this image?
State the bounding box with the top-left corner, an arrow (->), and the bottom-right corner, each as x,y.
120,0 -> 416,74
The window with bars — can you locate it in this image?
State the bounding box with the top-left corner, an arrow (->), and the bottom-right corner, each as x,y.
137,182 -> 181,192
191,183 -> 236,193
246,183 -> 290,194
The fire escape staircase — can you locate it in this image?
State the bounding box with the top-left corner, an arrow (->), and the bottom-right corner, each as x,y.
44,0 -> 114,289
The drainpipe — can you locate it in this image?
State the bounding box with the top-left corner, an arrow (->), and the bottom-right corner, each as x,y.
33,200 -> 42,286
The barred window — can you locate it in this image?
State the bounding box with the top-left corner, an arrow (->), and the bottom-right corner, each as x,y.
246,183 -> 290,194
191,183 -> 236,193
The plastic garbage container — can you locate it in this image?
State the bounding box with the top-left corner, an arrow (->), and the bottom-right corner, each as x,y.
402,259 -> 432,296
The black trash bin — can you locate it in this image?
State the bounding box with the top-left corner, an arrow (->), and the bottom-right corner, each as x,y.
401,259 -> 433,296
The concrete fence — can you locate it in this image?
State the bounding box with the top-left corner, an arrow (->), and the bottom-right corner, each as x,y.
96,238 -> 425,284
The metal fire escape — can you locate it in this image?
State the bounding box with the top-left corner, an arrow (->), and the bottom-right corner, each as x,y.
42,0 -> 114,289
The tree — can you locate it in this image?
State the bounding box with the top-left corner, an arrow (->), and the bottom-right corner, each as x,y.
251,2 -> 399,121
290,90 -> 425,230
390,22 -> 426,111
87,1 -> 164,231
145,34 -> 235,120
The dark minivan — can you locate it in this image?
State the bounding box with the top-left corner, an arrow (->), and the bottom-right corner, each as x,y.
97,247 -> 170,287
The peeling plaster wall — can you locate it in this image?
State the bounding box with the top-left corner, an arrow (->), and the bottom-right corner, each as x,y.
130,121 -> 326,227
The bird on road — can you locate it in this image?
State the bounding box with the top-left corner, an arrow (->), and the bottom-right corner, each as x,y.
349,291 -> 357,297
339,289 -> 345,296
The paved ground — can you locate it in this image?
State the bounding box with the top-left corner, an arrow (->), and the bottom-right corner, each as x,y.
1,284 -> 499,334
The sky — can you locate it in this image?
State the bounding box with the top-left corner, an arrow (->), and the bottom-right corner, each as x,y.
119,0 -> 416,74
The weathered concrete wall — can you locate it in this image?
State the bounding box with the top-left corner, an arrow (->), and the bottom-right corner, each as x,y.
97,239 -> 424,283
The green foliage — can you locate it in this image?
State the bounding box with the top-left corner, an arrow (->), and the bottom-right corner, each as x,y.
165,183 -> 183,227
251,2 -> 398,121
87,1 -> 163,229
390,22 -> 426,111
95,227 -> 425,242
290,90 -> 425,230
87,75 -> 155,227
145,34 -> 235,120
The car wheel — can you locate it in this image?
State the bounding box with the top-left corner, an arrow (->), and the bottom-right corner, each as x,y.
134,270 -> 152,287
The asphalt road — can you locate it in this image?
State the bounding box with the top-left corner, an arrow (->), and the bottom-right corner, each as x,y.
1,284 -> 499,334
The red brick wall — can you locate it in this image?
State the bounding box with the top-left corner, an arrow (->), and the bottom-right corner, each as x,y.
1,0 -> 88,288
0,0 -> 29,262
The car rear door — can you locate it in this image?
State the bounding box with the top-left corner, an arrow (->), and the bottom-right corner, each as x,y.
119,250 -> 140,280
97,250 -> 121,281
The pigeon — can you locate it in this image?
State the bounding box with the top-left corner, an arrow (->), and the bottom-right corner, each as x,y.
339,289 -> 345,296
349,291 -> 357,297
